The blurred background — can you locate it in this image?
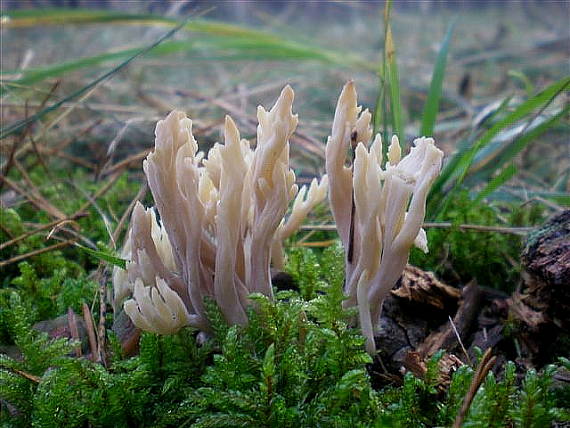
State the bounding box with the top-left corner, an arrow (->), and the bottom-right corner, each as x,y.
1,0 -> 568,289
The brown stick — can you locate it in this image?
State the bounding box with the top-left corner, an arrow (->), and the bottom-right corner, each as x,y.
0,214 -> 84,252
82,303 -> 98,362
96,276 -> 107,367
101,149 -> 151,177
453,348 -> 496,428
1,169 -> 67,220
300,222 -> 533,235
6,367 -> 40,383
67,308 -> 82,357
0,239 -> 76,268
77,173 -> 122,214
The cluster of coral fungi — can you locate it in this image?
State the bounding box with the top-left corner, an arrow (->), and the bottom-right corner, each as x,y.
113,82 -> 443,354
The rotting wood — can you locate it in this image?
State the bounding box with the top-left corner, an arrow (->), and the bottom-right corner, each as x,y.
392,265 -> 461,311
509,209 -> 570,366
373,265 -> 461,374
417,281 -> 483,359
403,350 -> 464,392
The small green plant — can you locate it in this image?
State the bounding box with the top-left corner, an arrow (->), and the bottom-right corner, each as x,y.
410,190 -> 544,290
2,248 -> 569,427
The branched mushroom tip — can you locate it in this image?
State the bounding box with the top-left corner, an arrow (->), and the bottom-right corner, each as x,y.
326,82 -> 443,354
114,85 -> 327,334
114,82 -> 443,356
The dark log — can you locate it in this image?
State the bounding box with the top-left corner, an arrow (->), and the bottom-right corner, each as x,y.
417,281 -> 483,359
509,209 -> 570,366
373,265 -> 462,374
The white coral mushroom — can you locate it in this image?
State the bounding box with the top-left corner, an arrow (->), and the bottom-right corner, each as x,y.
325,82 -> 443,354
114,81 -> 441,356
114,86 -> 325,335
124,278 -> 195,335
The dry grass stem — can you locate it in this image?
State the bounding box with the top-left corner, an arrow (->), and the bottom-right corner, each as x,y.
0,214 -> 84,251
453,347 -> 497,428
0,239 -> 76,268
112,182 -> 148,244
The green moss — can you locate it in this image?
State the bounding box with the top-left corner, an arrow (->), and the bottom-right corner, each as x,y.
411,190 -> 544,291
2,249 -> 568,427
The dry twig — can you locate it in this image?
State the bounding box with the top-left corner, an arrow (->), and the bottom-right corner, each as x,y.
0,239 -> 76,268
82,303 -> 98,363
453,348 -> 496,428
300,222 -> 533,235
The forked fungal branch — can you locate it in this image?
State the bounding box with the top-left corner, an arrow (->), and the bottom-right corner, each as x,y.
113,82 -> 443,355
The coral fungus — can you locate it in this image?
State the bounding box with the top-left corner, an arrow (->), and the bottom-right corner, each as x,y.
114,82 -> 442,356
115,86 -> 327,333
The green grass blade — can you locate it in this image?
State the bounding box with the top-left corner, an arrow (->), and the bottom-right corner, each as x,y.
372,1 -> 390,137
428,78 -> 568,218
1,8 -> 372,78
420,20 -> 455,137
431,95 -> 514,200
2,47 -> 150,89
75,244 -> 126,269
373,0 -> 397,144
385,26 -> 404,142
2,34 -> 365,91
0,16 -> 190,139
474,163 -> 517,203
508,70 -> 534,97
454,76 -> 570,185
472,106 -> 568,182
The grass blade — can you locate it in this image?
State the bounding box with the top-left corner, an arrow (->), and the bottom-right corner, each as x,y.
429,76 -> 568,218
0,16 -> 191,139
75,244 -> 126,269
472,106 -> 568,181
385,25 -> 404,141
2,34 -> 366,91
454,76 -> 570,185
1,8 -> 372,86
420,20 -> 456,137
474,163 -> 517,203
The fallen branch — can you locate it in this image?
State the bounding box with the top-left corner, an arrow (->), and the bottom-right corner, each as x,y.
300,222 -> 533,235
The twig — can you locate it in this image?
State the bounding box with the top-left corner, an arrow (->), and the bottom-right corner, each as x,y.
82,303 -> 98,363
0,239 -> 76,268
449,315 -> 471,365
0,213 -> 84,251
101,149 -> 151,177
0,174 -> 66,220
423,222 -> 533,235
96,276 -> 107,367
300,222 -> 533,235
100,117 -> 152,178
4,367 -> 40,384
77,173 -> 122,214
453,348 -> 496,428
22,119 -> 101,173
0,81 -> 59,176
67,308 -> 82,358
